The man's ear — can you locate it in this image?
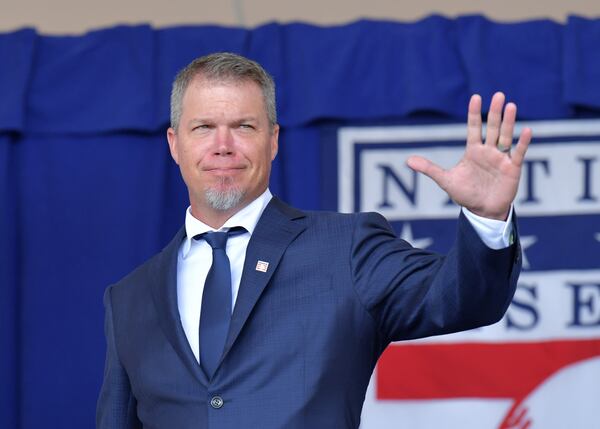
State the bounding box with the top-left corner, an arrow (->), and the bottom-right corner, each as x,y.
270,124 -> 279,161
167,127 -> 179,165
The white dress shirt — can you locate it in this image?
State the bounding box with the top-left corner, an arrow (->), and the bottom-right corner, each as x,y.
177,189 -> 273,363
177,188 -> 513,362
462,205 -> 514,249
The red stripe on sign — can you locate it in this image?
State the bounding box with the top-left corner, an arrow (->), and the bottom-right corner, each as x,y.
377,339 -> 600,400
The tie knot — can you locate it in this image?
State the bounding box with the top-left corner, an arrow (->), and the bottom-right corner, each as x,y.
202,231 -> 228,250
197,227 -> 246,250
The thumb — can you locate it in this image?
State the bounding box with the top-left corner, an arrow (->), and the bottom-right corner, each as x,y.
406,155 -> 446,188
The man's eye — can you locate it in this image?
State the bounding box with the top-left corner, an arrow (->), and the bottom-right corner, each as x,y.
193,124 -> 210,130
240,124 -> 254,129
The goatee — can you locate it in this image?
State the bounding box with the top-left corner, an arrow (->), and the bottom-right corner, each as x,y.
204,179 -> 245,211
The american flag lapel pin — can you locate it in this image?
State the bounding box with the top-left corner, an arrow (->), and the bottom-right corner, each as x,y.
255,260 -> 269,273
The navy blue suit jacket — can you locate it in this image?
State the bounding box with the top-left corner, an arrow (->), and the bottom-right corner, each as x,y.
97,197 -> 520,428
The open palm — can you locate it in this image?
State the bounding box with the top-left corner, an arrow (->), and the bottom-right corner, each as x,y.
407,92 -> 532,220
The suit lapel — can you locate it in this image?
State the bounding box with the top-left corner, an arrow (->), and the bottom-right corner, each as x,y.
149,227 -> 209,386
221,198 -> 306,359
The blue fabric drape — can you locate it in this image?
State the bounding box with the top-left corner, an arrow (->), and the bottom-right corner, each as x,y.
1,134 -> 19,429
1,15 -> 600,429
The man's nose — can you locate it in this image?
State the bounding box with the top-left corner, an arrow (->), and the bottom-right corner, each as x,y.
213,127 -> 235,155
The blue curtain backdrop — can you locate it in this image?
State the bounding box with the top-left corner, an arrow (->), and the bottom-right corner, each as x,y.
1,15 -> 600,429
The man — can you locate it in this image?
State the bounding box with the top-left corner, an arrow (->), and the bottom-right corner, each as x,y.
97,52 -> 531,428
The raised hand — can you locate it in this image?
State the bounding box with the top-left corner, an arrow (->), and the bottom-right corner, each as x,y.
406,92 -> 532,220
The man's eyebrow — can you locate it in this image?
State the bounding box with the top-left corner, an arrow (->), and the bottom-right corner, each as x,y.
235,117 -> 259,123
188,118 -> 213,124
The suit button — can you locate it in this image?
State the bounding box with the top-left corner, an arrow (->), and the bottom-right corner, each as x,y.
210,396 -> 224,409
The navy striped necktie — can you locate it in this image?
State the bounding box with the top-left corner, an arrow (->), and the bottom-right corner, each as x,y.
195,227 -> 245,378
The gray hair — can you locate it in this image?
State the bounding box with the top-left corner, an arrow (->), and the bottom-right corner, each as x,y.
170,52 -> 277,131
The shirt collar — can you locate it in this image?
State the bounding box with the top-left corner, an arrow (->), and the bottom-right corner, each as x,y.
181,189 -> 273,258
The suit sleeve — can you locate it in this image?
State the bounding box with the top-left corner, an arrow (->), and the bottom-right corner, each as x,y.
96,286 -> 142,429
350,210 -> 521,344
